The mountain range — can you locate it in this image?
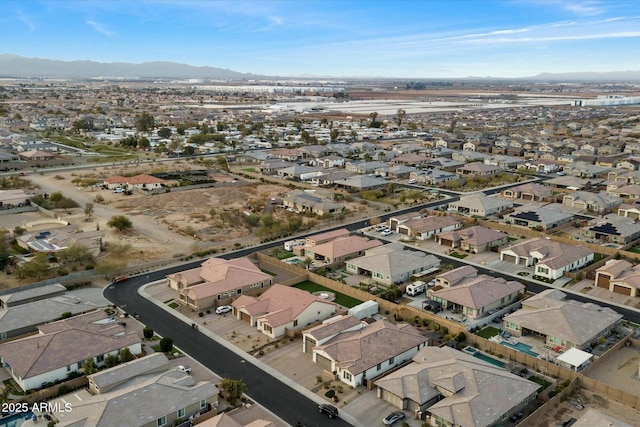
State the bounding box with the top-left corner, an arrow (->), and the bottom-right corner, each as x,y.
1,54 -> 639,82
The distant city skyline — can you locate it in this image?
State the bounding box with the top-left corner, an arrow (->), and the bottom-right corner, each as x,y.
2,0 -> 640,79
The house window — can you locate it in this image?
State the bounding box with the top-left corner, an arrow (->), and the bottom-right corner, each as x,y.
237,289 -> 241,295
389,356 -> 394,365
502,413 -> 508,420
177,408 -> 185,418
377,363 -> 382,371
200,399 -> 207,409
263,324 -> 272,333
293,320 -> 298,327
217,294 -> 221,300
96,355 -> 104,363
343,371 -> 352,381
157,416 -> 167,427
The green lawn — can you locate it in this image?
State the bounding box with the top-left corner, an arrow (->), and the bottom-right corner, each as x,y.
627,247 -> 640,254
168,302 -> 179,309
242,168 -> 256,172
449,251 -> 468,259
528,375 -> 552,392
275,252 -> 296,260
477,326 -> 501,339
293,280 -> 362,308
260,268 -> 278,276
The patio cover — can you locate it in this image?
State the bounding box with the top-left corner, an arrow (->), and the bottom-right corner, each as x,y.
557,347 -> 593,371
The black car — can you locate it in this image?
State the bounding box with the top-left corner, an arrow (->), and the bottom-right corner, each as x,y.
319,403 -> 339,419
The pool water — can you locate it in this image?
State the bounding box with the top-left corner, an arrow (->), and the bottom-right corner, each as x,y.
0,412 -> 33,427
501,341 -> 539,357
472,351 -> 506,368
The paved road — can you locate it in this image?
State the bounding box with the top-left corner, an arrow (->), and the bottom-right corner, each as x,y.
104,275 -> 353,427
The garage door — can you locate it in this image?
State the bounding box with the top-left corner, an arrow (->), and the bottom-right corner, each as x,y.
522,194 -> 534,201
613,285 -> 632,296
502,254 -> 517,264
316,354 -> 332,370
304,336 -> 316,354
596,275 -> 610,289
240,311 -> 251,323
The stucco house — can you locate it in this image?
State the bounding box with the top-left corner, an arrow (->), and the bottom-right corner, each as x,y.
447,194 -> 513,218
504,204 -> 574,231
375,346 -> 539,427
435,225 -> 508,253
501,182 -> 552,202
502,289 -> 622,351
303,235 -> 382,264
396,216 -> 463,240
0,311 -> 141,391
499,237 -> 594,280
168,257 -> 273,311
312,320 -> 428,387
231,284 -> 336,339
595,259 -> 640,297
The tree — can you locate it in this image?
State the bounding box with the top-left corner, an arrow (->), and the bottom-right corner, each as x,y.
220,378 -> 247,405
119,347 -> 135,363
107,215 -> 133,233
396,109 -> 406,126
83,358 -> 97,375
84,202 -> 94,220
303,257 -> 314,270
57,243 -> 91,265
135,112 -> 154,132
143,326 -> 154,340
16,253 -> 50,280
159,337 -> 173,353
157,127 -> 172,138
104,354 -> 118,369
330,128 -> 339,142
216,155 -> 230,172
95,258 -> 126,279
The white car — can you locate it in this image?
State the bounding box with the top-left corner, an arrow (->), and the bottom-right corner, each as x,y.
381,229 -> 393,237
408,179 -> 417,184
215,305 -> 232,314
176,365 -> 191,374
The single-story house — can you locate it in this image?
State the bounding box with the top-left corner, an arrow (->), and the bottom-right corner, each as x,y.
435,225 -> 509,253
504,204 -> 574,231
0,311 -> 141,391
168,257 -> 273,311
282,190 -> 344,216
456,163 -> 502,177
397,216 -> 463,240
232,284 -> 336,339
312,320 -> 428,387
375,346 -> 539,427
499,237 -> 594,280
346,243 -> 441,285
503,289 -> 622,351
0,189 -> 36,209
562,191 -> 622,213
302,315 -> 365,354
447,194 -> 513,218
584,216 -> 640,245
304,235 -> 382,264
501,182 -> 552,201
595,259 -> 640,296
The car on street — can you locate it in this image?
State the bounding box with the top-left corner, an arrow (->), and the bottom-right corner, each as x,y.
176,365 -> 191,374
215,305 -> 232,314
318,403 -> 338,419
408,179 -> 417,184
383,411 -> 405,425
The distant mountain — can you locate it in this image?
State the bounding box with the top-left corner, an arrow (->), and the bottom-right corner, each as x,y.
527,71 -> 640,82
0,54 -> 263,80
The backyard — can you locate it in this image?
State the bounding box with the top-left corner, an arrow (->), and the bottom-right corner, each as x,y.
293,280 -> 363,308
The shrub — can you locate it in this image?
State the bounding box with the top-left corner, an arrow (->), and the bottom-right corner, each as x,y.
159,337 -> 173,353
199,312 -> 204,317
143,326 -> 154,340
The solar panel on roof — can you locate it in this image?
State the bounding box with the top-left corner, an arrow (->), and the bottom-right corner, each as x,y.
590,223 -> 620,235
512,211 -> 541,222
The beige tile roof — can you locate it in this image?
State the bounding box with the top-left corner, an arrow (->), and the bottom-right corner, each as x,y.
437,226 -> 507,247
0,311 -> 140,380
233,284 -> 336,328
308,236 -> 382,259
430,275 -> 524,310
402,216 -> 462,233
502,237 -> 593,269
598,259 -> 640,289
125,174 -> 166,185
305,315 -> 363,341
436,266 -> 478,286
376,347 -> 538,427
315,320 -> 427,376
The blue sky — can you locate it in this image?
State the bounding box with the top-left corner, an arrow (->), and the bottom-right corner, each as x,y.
2,0 -> 639,78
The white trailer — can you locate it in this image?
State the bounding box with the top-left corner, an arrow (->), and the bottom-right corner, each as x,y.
406,281 -> 427,296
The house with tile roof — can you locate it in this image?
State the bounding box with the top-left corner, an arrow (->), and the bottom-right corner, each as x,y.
231,284 -> 336,339
302,315 -> 365,354
595,259 -> 640,297
456,162 -> 502,177
303,235 -> 382,264
124,173 -> 167,190
562,191 -> 622,213
397,216 -> 463,240
346,243 -> 441,285
427,267 -> 524,320
0,189 -> 36,209
501,182 -> 553,202
282,190 -> 345,216
409,168 -> 458,185
375,346 -> 538,427
312,320 -> 428,387
200,413 -> 274,427
435,225 -> 508,253
447,194 -> 513,218
49,354 -> 218,427
504,204 -> 574,231
584,216 -> 640,244
0,311 -> 141,391
499,237 -> 594,280
168,257 -> 273,311
502,289 -> 622,351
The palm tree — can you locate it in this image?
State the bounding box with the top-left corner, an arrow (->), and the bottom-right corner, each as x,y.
303,257 -> 314,270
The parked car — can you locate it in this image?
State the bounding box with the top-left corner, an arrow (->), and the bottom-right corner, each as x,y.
381,229 -> 393,237
176,365 -> 191,374
215,305 -> 232,314
383,411 -> 405,425
113,188 -> 124,193
408,179 -> 417,184
318,403 -> 338,419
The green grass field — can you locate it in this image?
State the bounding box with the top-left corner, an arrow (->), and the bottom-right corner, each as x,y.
477,326 -> 500,339
528,375 -> 552,392
293,280 -> 362,308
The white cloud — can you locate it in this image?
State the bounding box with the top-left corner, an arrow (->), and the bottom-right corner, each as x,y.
18,11 -> 35,31
86,20 -> 113,36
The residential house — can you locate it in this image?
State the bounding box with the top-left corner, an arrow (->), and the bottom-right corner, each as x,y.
543,176 -> 600,191
312,320 -> 428,387
334,175 -> 388,192
125,174 -> 166,191
303,235 -> 382,264
455,163 -> 501,177
499,237 -> 594,280
427,267 -> 524,319
168,257 -> 273,311
18,150 -> 55,161
409,168 -> 458,186
501,182 -> 552,202
201,413 -> 275,427
17,227 -> 104,257
562,191 -> 622,213
51,353 -> 218,427
277,164 -> 322,181
310,170 -> 353,186
282,190 -> 344,216
503,289 -> 622,351
375,346 -> 538,426
447,194 -> 513,218
309,155 -> 345,168
595,259 -> 640,296
345,243 -> 441,285
302,315 -> 366,354
304,228 -> 350,246
504,204 -> 574,231
0,311 -> 141,391
584,216 -> 640,245
378,164 -> 415,179
563,161 -> 610,178
0,283 -> 67,309
608,184 -> 640,201
0,189 -> 36,209
259,160 -> 294,175
397,216 -> 463,240
387,211 -> 424,232
231,284 -> 336,339
435,225 -> 509,253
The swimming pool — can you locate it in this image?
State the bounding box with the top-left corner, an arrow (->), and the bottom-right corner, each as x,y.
501,341 -> 539,357
0,412 -> 33,427
473,351 -> 506,368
